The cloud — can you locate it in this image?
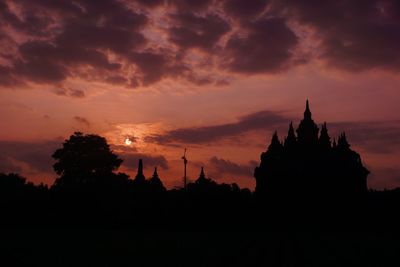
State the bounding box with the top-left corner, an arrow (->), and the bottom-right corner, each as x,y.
69,89 -> 85,98
0,65 -> 17,86
136,0 -> 164,8
128,50 -> 187,85
2,0 -> 400,92
169,13 -> 230,51
146,110 -> 290,144
222,0 -> 269,19
0,0 -> 227,89
167,0 -> 214,12
224,17 -> 298,73
105,75 -> 128,85
0,0 -> 146,87
208,156 -> 258,178
276,0 -> 400,72
0,140 -> 60,174
15,38 -> 122,84
121,153 -> 169,171
329,121 -> 400,154
73,116 -> 90,127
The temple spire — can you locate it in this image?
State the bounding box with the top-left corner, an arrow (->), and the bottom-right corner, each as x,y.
284,122 -> 297,149
337,132 -> 350,149
296,99 -> 319,145
199,167 -> 206,180
319,122 -> 331,149
304,99 -> 312,120
149,166 -> 166,191
135,159 -> 146,182
152,167 -> 158,179
195,166 -> 208,185
265,131 -> 283,156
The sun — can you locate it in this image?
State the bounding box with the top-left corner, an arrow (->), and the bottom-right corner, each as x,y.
124,137 -> 132,146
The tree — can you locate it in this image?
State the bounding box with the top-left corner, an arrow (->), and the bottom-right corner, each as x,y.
52,132 -> 123,187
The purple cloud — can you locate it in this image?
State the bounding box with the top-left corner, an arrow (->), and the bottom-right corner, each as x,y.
146,110 -> 291,144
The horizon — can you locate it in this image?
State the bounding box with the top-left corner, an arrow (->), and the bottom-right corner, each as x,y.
1,0 -> 400,190
0,100 -> 387,191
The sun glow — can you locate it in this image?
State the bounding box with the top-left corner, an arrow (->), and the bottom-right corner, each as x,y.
124,137 -> 132,146
104,122 -> 166,151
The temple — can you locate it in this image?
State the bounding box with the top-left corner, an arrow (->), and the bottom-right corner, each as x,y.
254,101 -> 369,203
133,159 -> 146,185
132,159 -> 166,192
149,167 -> 166,191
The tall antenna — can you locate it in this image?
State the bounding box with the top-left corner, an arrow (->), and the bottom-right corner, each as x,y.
182,148 -> 188,190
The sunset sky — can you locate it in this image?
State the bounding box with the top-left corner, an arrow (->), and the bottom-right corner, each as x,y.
1,0 -> 400,189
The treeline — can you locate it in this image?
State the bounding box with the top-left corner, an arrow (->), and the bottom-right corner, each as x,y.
0,132 -> 400,229
0,171 -> 253,229
2,170 -> 400,229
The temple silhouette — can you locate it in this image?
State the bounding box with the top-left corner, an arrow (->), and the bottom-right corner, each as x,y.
254,101 -> 369,205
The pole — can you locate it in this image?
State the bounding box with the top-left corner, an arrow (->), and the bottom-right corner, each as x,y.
184,160 -> 187,190
182,148 -> 187,190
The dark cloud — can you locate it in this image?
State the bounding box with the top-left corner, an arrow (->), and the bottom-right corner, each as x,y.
224,17 -> 298,73
276,0 -> 400,72
69,89 -> 85,98
15,36 -> 123,84
214,79 -> 230,86
127,50 -> 212,86
0,0 -> 146,87
13,0 -> 83,16
2,0 -> 400,90
0,0 -> 56,37
169,13 -> 230,51
14,60 -> 67,84
54,87 -> 86,98
208,156 -> 258,177
0,65 -> 17,86
55,20 -> 146,55
168,0 -> 214,12
223,0 -> 269,19
73,116 -> 90,127
129,51 -> 186,85
0,140 -> 60,174
136,0 -> 165,8
146,110 -> 290,144
105,75 -> 128,85
329,121 -> 400,154
121,153 -> 169,171
1,0 -> 224,88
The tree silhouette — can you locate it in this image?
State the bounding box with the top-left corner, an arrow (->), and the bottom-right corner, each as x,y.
52,132 -> 123,188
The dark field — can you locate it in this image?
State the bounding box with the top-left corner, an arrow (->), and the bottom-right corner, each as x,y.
1,230 -> 399,267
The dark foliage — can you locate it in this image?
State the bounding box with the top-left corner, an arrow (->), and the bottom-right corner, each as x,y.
52,132 -> 123,188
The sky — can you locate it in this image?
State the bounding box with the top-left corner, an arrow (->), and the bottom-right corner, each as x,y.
0,0 -> 400,190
